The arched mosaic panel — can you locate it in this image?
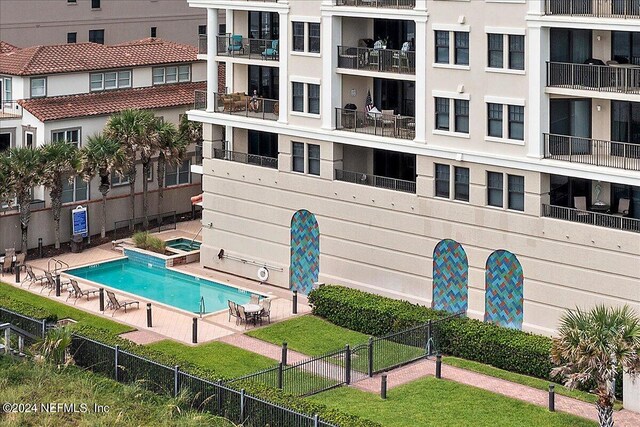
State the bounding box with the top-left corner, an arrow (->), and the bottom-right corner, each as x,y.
432,239 -> 468,314
290,210 -> 320,295
484,250 -> 524,330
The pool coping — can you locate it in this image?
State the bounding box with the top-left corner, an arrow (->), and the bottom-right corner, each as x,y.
61,255 -> 275,321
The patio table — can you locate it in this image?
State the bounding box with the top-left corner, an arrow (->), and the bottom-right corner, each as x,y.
242,303 -> 262,325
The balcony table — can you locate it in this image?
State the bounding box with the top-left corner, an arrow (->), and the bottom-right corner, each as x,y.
590,203 -> 610,214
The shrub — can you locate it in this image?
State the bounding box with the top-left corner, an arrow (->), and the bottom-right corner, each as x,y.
132,231 -> 149,248
132,231 -> 166,254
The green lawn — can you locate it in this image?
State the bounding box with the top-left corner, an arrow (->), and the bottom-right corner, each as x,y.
0,356 -> 233,427
148,340 -> 276,379
309,377 -> 596,427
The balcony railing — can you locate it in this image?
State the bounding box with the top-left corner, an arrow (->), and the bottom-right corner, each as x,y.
338,46 -> 415,74
0,101 -> 23,119
542,204 -> 640,233
335,108 -> 415,140
335,169 -> 416,193
213,148 -> 278,169
547,61 -> 640,94
216,35 -> 279,61
545,0 -> 640,18
335,0 -> 415,8
214,93 -> 279,121
195,143 -> 203,166
198,34 -> 207,55
544,133 -> 640,171
194,90 -> 207,110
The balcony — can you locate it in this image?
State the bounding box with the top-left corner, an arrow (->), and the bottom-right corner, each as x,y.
193,91 -> 279,121
0,101 -> 23,120
335,0 -> 415,9
198,35 -> 206,55
335,108 -> 415,140
545,0 -> 640,18
547,62 -> 640,95
544,134 -> 640,171
542,204 -> 640,233
338,46 -> 415,75
216,35 -> 279,61
335,169 -> 416,193
213,148 -> 278,169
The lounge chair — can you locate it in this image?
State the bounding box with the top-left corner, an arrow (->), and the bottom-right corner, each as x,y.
262,39 -> 278,59
228,34 -> 245,54
259,298 -> 271,325
43,271 -> 71,295
613,198 -> 630,217
24,265 -> 47,288
228,300 -> 240,324
249,294 -> 260,305
105,290 -> 140,316
66,279 -> 100,304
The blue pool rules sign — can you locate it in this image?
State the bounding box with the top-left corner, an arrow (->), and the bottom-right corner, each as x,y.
72,205 -> 88,238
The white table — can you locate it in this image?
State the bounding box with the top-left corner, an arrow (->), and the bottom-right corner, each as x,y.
242,303 -> 262,325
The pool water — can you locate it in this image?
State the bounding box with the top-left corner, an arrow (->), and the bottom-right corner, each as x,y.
166,238 -> 201,252
66,258 -> 258,314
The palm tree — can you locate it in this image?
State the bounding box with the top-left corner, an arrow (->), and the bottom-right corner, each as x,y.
0,153 -> 11,206
7,147 -> 43,252
82,134 -> 126,238
551,305 -> 640,427
104,109 -> 156,230
179,113 -> 203,148
156,121 -> 187,215
41,140 -> 81,249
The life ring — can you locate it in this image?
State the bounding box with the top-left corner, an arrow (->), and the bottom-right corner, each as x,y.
257,267 -> 269,282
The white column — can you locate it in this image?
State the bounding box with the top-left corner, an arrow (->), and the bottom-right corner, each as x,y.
414,17 -> 428,143
278,10 -> 290,124
527,25 -> 548,159
321,14 -> 342,130
225,9 -> 234,94
624,372 -> 640,414
414,0 -> 427,12
206,8 -> 219,112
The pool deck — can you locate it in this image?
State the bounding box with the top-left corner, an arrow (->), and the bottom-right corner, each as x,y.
9,220 -> 310,345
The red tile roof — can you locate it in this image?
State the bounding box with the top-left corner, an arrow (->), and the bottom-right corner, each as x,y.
0,38 -> 198,76
18,81 -> 206,122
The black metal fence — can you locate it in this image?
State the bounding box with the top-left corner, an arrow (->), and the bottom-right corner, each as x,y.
0,307 -> 50,344
113,210 -> 177,241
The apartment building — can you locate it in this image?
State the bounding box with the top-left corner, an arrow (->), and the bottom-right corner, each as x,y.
0,38 -> 205,248
187,0 -> 639,335
0,0 -> 213,47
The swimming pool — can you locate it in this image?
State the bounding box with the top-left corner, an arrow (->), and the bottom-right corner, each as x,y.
166,238 -> 201,252
65,256 -> 260,314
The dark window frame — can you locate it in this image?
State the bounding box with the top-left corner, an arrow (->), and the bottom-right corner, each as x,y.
454,166 -> 470,202
488,103 -> 503,138
487,171 -> 504,207
292,142 -> 305,173
508,35 -> 525,70
435,97 -> 450,131
435,163 -> 450,198
508,105 -> 525,140
454,32 -> 469,65
308,144 -> 320,176
67,32 -> 77,44
487,33 -> 503,68
435,31 -> 449,64
292,22 -> 305,52
508,174 -> 525,211
455,99 -> 469,134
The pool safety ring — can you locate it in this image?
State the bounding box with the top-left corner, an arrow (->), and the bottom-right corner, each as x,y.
257,267 -> 269,282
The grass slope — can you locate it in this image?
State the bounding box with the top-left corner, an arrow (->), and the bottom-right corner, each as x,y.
309,377 -> 596,427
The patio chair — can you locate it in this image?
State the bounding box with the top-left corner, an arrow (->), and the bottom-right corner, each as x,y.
66,279 -> 100,304
228,300 -> 240,324
14,252 -> 26,272
24,265 -> 47,288
259,298 -> 271,325
381,109 -> 396,135
249,294 -> 260,305
105,290 -> 140,316
262,39 -> 278,59
237,304 -> 251,329
43,271 -> 71,295
573,196 -> 591,221
4,248 -> 15,259
613,198 -> 630,217
228,34 -> 245,54
1,256 -> 12,276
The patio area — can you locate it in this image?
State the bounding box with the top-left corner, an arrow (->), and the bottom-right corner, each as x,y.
7,220 -> 309,345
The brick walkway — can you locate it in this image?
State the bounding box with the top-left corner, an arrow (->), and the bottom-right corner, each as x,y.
353,358 -> 640,427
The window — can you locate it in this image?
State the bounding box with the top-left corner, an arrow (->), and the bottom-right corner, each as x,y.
435,98 -> 449,131
30,78 -> 46,98
67,32 -> 77,43
455,32 -> 469,65
508,175 -> 525,211
25,131 -> 34,149
435,163 -> 450,198
67,0 -> 77,3
51,128 -> 80,147
3,77 -> 11,102
198,25 -> 207,36
111,172 -> 129,186
61,176 -> 88,204
292,82 -> 304,112
487,34 -> 503,68
308,144 -> 320,176
165,161 -> 191,186
218,24 -> 226,35
487,172 -> 503,207
455,100 -> 469,134
454,167 -> 469,202
91,0 -> 100,9
508,105 -> 524,140
308,23 -> 320,53
89,29 -> 104,44
150,27 -> 157,38
308,84 -> 320,114
153,66 -> 190,85
292,142 -> 304,172
509,35 -> 525,70
90,70 -> 131,91
435,31 -> 449,64
293,22 -> 305,52
487,33 -> 525,71
487,103 -> 503,138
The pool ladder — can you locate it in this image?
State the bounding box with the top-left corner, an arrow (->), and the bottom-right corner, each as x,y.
190,227 -> 202,249
199,296 -> 206,318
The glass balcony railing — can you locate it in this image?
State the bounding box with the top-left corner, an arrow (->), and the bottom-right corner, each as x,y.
544,133 -> 640,171
335,169 -> 416,193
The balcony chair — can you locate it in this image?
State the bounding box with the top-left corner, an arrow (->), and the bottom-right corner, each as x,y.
227,35 -> 245,55
381,109 -> 396,135
573,196 -> 591,221
613,198 -> 630,217
262,40 -> 279,59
